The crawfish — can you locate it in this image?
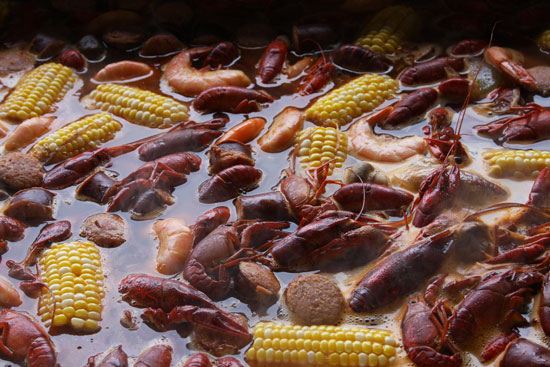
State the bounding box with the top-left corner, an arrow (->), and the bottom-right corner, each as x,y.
449,39 -> 488,56
448,268 -> 544,343
198,165 -> 262,203
402,300 -> 462,367
192,86 -> 274,113
475,104 -> 550,142
258,37 -> 288,83
332,182 -> 414,215
331,44 -> 392,73
134,344 -> 172,367
119,274 -> 249,337
85,345 -> 128,367
399,57 -> 465,86
413,164 -> 460,228
0,309 -> 56,367
204,42 -> 239,69
528,168 -> 550,208
350,229 -> 455,312
500,338 -> 550,367
540,273 -> 550,336
191,206 -> 231,246
298,55 -> 334,95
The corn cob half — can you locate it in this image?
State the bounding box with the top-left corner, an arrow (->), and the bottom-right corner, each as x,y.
538,30 -> 550,52
246,322 -> 397,366
38,241 -> 104,332
304,74 -> 398,127
296,127 -> 348,176
29,112 -> 122,164
355,6 -> 421,55
0,62 -> 76,122
483,149 -> 550,179
86,84 -> 188,128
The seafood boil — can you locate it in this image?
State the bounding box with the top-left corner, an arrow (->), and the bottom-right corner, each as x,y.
1,1 -> 550,366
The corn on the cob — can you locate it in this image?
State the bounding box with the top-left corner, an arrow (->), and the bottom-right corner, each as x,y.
483,149 -> 550,179
38,241 -> 104,332
246,322 -> 397,367
86,84 -> 188,128
296,127 -> 348,176
538,30 -> 550,52
355,6 -> 421,55
0,63 -> 75,122
29,112 -> 121,164
304,74 -> 398,127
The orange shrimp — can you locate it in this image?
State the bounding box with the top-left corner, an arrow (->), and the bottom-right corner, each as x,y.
164,47 -> 251,97
216,117 -> 266,144
93,60 -> 154,82
3,116 -> 54,151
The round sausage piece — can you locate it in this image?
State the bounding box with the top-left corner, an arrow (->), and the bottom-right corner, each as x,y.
284,274 -> 344,325
80,213 -> 127,248
0,152 -> 44,190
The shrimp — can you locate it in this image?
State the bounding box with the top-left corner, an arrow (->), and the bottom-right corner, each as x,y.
153,218 -> 193,275
485,46 -> 537,91
3,116 -> 54,151
0,276 -> 21,307
348,112 -> 427,162
164,47 -> 251,97
93,60 -> 154,82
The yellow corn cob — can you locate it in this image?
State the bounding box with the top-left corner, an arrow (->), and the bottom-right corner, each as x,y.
0,62 -> 75,122
296,127 -> 348,176
30,112 -> 121,163
246,322 -> 397,367
38,241 -> 104,332
483,149 -> 550,179
304,74 -> 398,127
355,5 -> 421,54
86,84 -> 188,128
538,30 -> 550,52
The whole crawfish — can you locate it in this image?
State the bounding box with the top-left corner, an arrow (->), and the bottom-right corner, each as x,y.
298,55 -> 334,95
258,37 -> 288,83
0,309 -> 56,367
192,86 -> 274,114
448,268 -> 544,343
475,104 -> 550,142
350,229 -> 455,312
528,167 -> 550,208
413,165 -> 460,228
331,44 -> 392,73
402,299 -> 462,367
399,57 -> 465,86
119,274 -> 250,338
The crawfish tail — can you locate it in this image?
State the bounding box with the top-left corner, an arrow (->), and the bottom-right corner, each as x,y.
349,229 -> 454,312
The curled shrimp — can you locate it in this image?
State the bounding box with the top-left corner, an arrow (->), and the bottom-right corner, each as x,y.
3,116 -> 54,151
93,60 -> 154,82
163,47 -> 251,97
348,110 -> 427,162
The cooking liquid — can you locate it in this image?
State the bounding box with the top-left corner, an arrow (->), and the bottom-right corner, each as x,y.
1,3 -> 550,366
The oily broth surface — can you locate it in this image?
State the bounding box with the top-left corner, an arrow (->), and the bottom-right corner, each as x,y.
1,9 -> 550,367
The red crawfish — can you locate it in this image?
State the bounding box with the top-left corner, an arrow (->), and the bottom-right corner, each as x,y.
298,55 -> 335,95
332,182 -> 414,215
192,86 -> 274,114
350,229 -> 455,312
480,332 -> 519,363
332,44 -> 392,73
137,118 -> 227,161
449,39 -> 488,56
118,274 -> 250,338
191,206 -> 231,246
258,37 -> 288,83
0,309 -> 56,367
412,165 -> 460,228
204,42 -> 239,69
198,165 -> 262,203
540,273 -> 550,336
500,338 -> 550,367
528,167 -> 550,208
85,345 -> 128,367
134,344 -> 172,367
448,268 -> 544,343
475,104 -> 550,142
270,210 -> 394,270
399,57 -> 465,86
402,299 -> 462,367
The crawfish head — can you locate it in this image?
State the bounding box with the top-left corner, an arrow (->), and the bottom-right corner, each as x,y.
413,165 -> 460,228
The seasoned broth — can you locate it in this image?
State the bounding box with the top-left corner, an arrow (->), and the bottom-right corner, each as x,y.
0,1 -> 550,366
